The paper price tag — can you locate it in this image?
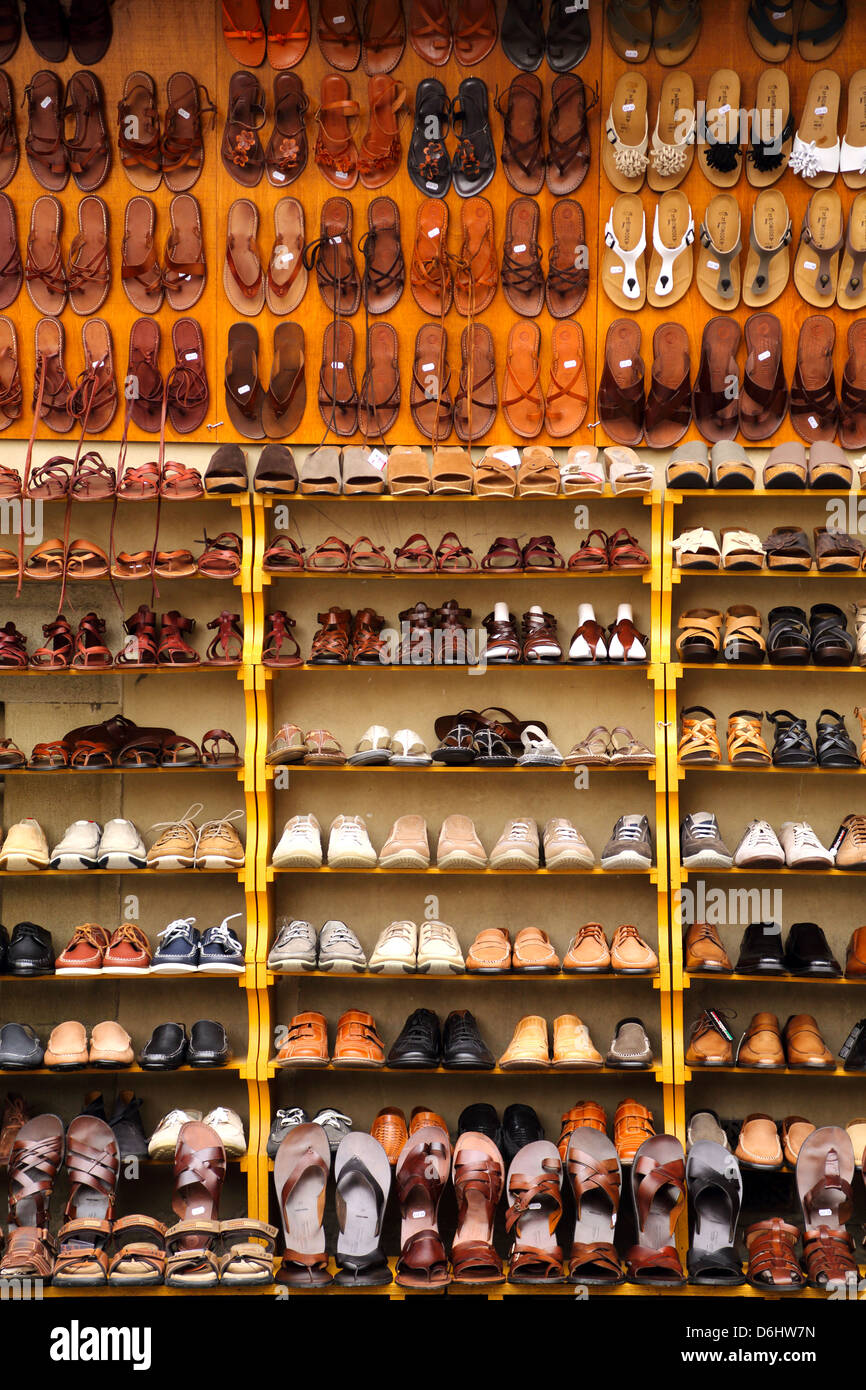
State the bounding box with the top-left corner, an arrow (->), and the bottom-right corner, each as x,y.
623,102 -> 635,112
718,103 -> 731,115
619,358 -> 632,368
41,96 -> 52,108
428,226 -> 440,238
368,448 -> 388,470
185,352 -> 199,362
757,349 -> 771,361
425,181 -> 438,190
422,361 -> 435,372
333,12 -> 346,20
330,360 -> 345,370
335,170 -> 348,180
237,383 -> 250,395
178,107 -> 190,119
625,47 -> 638,57
815,105 -> 828,115
564,359 -> 577,369
808,415 -> 819,429
706,259 -> 719,270
513,242 -> 527,253
610,264 -> 623,274
330,235 -> 342,245
272,170 -> 286,182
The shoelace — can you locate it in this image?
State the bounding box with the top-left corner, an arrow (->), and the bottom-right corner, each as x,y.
380,921 -> 414,941
287,815 -> 319,840
278,919 -> 316,943
614,819 -> 646,842
66,923 -> 105,951
157,1108 -> 196,1130
150,802 -> 203,845
687,816 -> 722,841
505,819 -> 536,842
421,922 -> 453,943
197,809 -> 244,845
323,922 -> 358,946
204,1107 -> 235,1127
547,821 -> 582,842
331,817 -> 370,846
157,917 -> 197,946
203,921 -> 242,952
274,1108 -> 306,1128
743,820 -> 780,850
790,822 -> 822,849
845,817 -> 866,847
315,1109 -> 351,1129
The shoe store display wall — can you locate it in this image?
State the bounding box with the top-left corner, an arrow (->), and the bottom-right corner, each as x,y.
0,0 -> 865,1303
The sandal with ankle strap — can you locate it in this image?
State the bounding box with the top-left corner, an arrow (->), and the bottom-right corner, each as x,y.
197,532 -> 242,578
678,706 -> 721,764
436,532 -> 477,571
263,535 -> 305,573
263,610 -> 302,667
306,535 -> 351,571
394,532 -> 436,572
0,621 -> 28,667
115,606 -> 158,667
349,536 -> 391,571
675,608 -> 722,662
108,1216 -> 167,1287
72,611 -> 112,669
723,605 -> 766,664
206,612 -> 243,665
30,614 -> 73,668
157,611 -> 200,666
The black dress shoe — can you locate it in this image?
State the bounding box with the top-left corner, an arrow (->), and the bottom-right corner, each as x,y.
387,1008 -> 441,1068
842,1017 -> 866,1071
23,0 -> 68,61
457,1102 -> 502,1151
81,1090 -> 108,1120
502,1102 -> 544,1165
7,921 -> 54,976
0,924 -> 8,974
188,1020 -> 229,1067
109,1091 -> 149,1159
442,1009 -> 494,1069
0,1022 -> 44,1069
783,921 -> 842,977
140,1022 -> 188,1070
735,922 -> 787,975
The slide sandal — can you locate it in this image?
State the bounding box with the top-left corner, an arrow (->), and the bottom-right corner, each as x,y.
274,1122 -> 332,1287
685,1140 -> 744,1285
506,1140 -> 564,1284
565,1128 -> 624,1285
333,1132 -> 392,1286
395,1124 -> 451,1289
627,1134 -> 686,1285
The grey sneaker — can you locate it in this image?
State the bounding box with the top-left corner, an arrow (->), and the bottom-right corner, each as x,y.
267,917 -> 317,971
606,1016 -> 653,1068
312,1107 -> 353,1152
601,814 -> 653,870
680,812 -> 733,869
318,920 -> 366,973
267,1107 -> 309,1158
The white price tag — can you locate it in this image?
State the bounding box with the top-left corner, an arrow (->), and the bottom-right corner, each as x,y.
609,264 -> 623,273
333,12 -> 346,20
272,170 -> 286,181
330,360 -> 345,370
564,359 -> 577,368
706,259 -> 719,270
330,235 -> 342,244
619,358 -> 632,368
238,383 -> 250,395
808,415 -> 819,429
425,181 -> 438,190
623,102 -> 635,112
625,47 -> 638,56
178,107 -> 190,119
422,361 -> 435,372
804,259 -> 817,270
757,350 -> 771,361
718,103 -> 731,115
427,226 -> 440,238
513,242 -> 527,253
41,96 -> 52,108
335,170 -> 348,179
185,351 -> 199,362
815,106 -> 828,115
368,448 -> 388,470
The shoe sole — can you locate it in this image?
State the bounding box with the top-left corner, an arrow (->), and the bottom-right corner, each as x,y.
437,852 -> 488,870
98,853 -> 147,870
327,854 -> 378,869
318,958 -> 366,973
46,855 -> 94,871
272,853 -> 322,868
682,850 -> 734,869
600,850 -> 652,871
378,850 -> 430,869
267,958 -> 317,971
199,962 -> 244,974
416,960 -> 464,975
368,960 -> 416,974
544,851 -> 595,870
489,852 -> 539,870
196,856 -> 245,870
147,856 -> 195,870
55,967 -> 103,977
149,963 -> 198,975
733,856 -> 785,869
100,966 -> 151,976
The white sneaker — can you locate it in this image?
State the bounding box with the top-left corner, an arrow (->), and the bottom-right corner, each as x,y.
148,1107 -> 202,1159
543,818 -> 595,869
98,818 -> 147,870
49,820 -> 101,870
272,814 -> 322,868
327,814 -> 377,868
417,919 -> 464,974
734,820 -> 785,868
490,818 -> 540,869
202,1106 -> 246,1156
779,821 -> 835,868
368,919 -> 418,973
347,725 -> 391,765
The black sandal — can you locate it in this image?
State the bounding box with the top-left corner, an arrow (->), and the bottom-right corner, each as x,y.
685,1142 -> 745,1287
767,606 -> 811,665
473,728 -> 517,766
816,708 -> 860,768
810,603 -> 855,667
767,709 -> 817,767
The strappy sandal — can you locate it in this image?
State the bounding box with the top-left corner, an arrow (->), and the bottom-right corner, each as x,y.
481,536 -> 523,571
679,706 -> 721,764
303,728 -> 345,765
165,1121 -> 226,1289
348,536 -> 390,571
472,728 -> 516,766
311,606 -> 352,665
723,606 -> 765,665
675,608 -> 722,662
746,1219 -> 805,1292
108,1216 -> 167,1287
569,529 -> 610,572
199,730 -> 241,769
24,536 -> 66,579
433,721 -> 476,765
0,1227 -> 56,1280
263,610 -> 302,667
306,535 -> 351,571
157,610 -> 200,667
71,449 -> 115,500
219,1219 -> 278,1287
275,1124 -> 333,1287
626,1135 -> 686,1286
815,709 -> 860,769
608,528 -> 650,570
263,536 -> 305,573
523,536 -> 565,570
151,549 -> 196,579
206,612 -> 244,666
394,1125 -> 451,1289
811,603 -> 855,667
66,538 -> 109,579
451,1133 -> 504,1286
117,73 -> 161,192
565,726 -> 611,767
506,1141 -> 564,1284
30,614 -> 73,668
566,1131 -> 624,1285
393,532 -> 436,572
72,612 -> 112,669
608,727 -> 655,766
198,532 -> 242,579
436,532 -> 477,572
767,605 -> 811,665
29,740 -> 70,770
728,710 -> 772,766
0,620 -> 27,667
115,605 -> 158,667
52,1115 -> 118,1287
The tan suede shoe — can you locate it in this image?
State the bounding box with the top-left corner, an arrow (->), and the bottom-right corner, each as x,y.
781,1114 -> 815,1165
466,927 -> 512,972
196,814 -> 245,869
735,1113 -> 783,1168
499,1015 -> 550,1068
610,923 -> 658,973
552,1014 -> 603,1069
783,1013 -> 834,1069
737,1011 -> 785,1068
89,1020 -> 134,1066
147,815 -> 198,869
0,818 -> 49,870
436,813 -> 487,868
45,1020 -> 89,1069
684,921 -> 732,973
563,922 -> 611,972
378,814 -> 430,869
512,926 -> 560,973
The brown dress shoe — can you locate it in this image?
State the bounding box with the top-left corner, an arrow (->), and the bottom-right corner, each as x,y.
563,922 -> 610,972
610,923 -> 658,973
466,927 -> 511,972
684,921 -> 733,973
613,1098 -> 654,1162
557,1099 -> 607,1160
371,1106 -> 407,1163
499,1015 -> 549,1069
275,1010 -> 329,1067
845,925 -> 866,977
410,1106 -> 448,1136
783,1013 -> 834,1069
735,1113 -> 783,1168
332,1008 -> 385,1067
552,1014 -> 603,1069
781,1114 -> 815,1165
737,1011 -> 785,1069
512,926 -> 560,973
686,1009 -> 733,1066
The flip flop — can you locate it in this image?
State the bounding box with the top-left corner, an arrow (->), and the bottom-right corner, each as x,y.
743,189 -> 791,307
698,69 -> 742,188
334,1133 -> 392,1286
647,190 -> 694,308
274,1122 -> 332,1287
697,193 -> 742,310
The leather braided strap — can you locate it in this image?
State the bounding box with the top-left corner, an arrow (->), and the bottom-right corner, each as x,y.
746,1219 -> 805,1288
802,1226 -> 857,1287
0,1226 -> 55,1279
625,1243 -> 683,1280
8,1130 -> 64,1226
568,1240 -> 622,1281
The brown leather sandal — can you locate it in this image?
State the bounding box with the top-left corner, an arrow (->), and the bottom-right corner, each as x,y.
121,196 -> 162,313
0,313 -> 21,429
30,614 -> 73,668
598,318 -> 644,445
453,195 -> 497,315
53,1115 -> 118,1287
411,322 -> 452,441
72,611 -> 112,668
410,197 -> 451,314
266,73 -> 308,190
263,535 -> 305,572
746,1218 -> 806,1292
9,1114 -> 65,1228
24,70 -> 67,190
165,1122 -> 225,1289
33,315 -> 73,433
263,321 -> 306,438
206,611 -> 244,665
167,317 -> 208,433
395,1125 -> 451,1288
502,320 -> 543,439
67,195 -> 109,315
274,1124 -> 333,1287
162,73 -> 215,194
221,71 -> 266,189
116,605 -> 158,666
453,0 -> 497,64
164,194 -> 206,311
566,1131 -> 624,1285
451,1133 -> 504,1285
506,1141 -> 564,1284
65,70 -> 110,193
197,531 -> 241,579
263,610 -> 302,666
69,317 -> 117,434
314,74 -> 360,189
25,194 -> 66,316
117,72 -> 161,191
626,1135 -> 686,1286
157,610 -> 200,666
0,71 -> 18,191
108,1216 -> 167,1287
318,320 -> 357,436
358,74 -> 406,189
317,0 -> 362,69
546,319 -> 587,436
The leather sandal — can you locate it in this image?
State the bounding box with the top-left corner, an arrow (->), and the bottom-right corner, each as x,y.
395,1125 -> 451,1288
506,1141 -> 564,1284
25,194 -> 66,316
626,1135 -> 686,1285
0,313 -> 20,430
72,611 -> 112,668
603,71 -> 649,194
163,193 -> 205,311
24,69 -> 67,190
314,74 -> 360,190
358,321 -> 400,437
224,197 -> 264,314
598,318 -> 644,445
698,69 -> 742,188
646,190 -> 694,308
454,324 -> 496,443
67,194 -> 109,315
266,72 -> 308,190
410,197 -> 451,315
165,316 -> 207,433
263,321 -> 306,438
263,610 -> 302,667
0,71 -> 17,191
743,188 -> 792,306
502,320 -> 544,439
317,0 -> 361,69
221,71 -> 266,188
263,535 -> 305,572
518,446 -> 559,496
453,0 -> 497,63
225,321 -> 264,439
64,69 -> 110,193
108,1216 -> 167,1287
161,72 -> 215,194
566,1131 -> 624,1285
121,195 -> 162,313
407,76 -> 451,196
360,195 -> 403,312
789,314 -> 838,442
358,74 -> 406,189
746,1219 -> 805,1292
697,193 -> 742,309
52,1114 -> 118,1287
748,68 -> 793,187
547,74 -> 593,196
451,76 -> 496,197
795,190 -> 843,306
603,193 -> 646,310
546,197 -> 587,317
221,0 -> 266,64
739,311 -> 787,440
362,0 -> 406,73
691,315 -> 740,442
267,0 -> 311,68
497,73 -> 544,196
116,605 -> 158,666
318,321 -> 357,436
117,72 -> 161,191
157,610 -> 200,666
451,1133 -> 504,1285
0,193 -> 22,312
9,1114 -> 64,1227
502,195 -> 544,317
165,1121 -> 225,1289
453,195 -> 497,314
645,322 -> 691,448
840,319 -> 866,449
411,322 -> 452,441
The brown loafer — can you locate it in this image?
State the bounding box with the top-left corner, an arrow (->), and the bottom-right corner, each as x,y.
737,1011 -> 785,1068
783,1013 -> 834,1069
45,1020 -> 89,1069
846,924 -> 866,978
781,1114 -> 815,1165
466,926 -> 511,972
512,926 -> 560,974
89,1020 -> 134,1066
735,1113 -> 783,1168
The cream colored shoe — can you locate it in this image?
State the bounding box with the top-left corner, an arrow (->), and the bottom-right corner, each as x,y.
368,920 -> 418,974
489,818 -> 540,869
272,814 -> 322,868
347,725 -> 391,765
543,818 -> 595,869
378,814 -> 430,868
436,814 -> 487,869
148,1108 -> 203,1159
552,1014 -> 604,1069
417,919 -> 464,974
203,1106 -> 247,1156
0,818 -> 49,871
326,814 -> 377,868
499,1015 -> 550,1069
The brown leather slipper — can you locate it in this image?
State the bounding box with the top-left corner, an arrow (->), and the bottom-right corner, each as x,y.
691,316 -> 741,442
645,322 -> 691,449
598,319 -> 644,446
267,196 -> 307,315
223,198 -> 264,316
67,194 -> 109,316
121,195 -> 162,314
739,311 -> 787,441
225,321 -> 265,439
164,194 -> 205,311
263,322 -> 306,438
790,314 -> 837,443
